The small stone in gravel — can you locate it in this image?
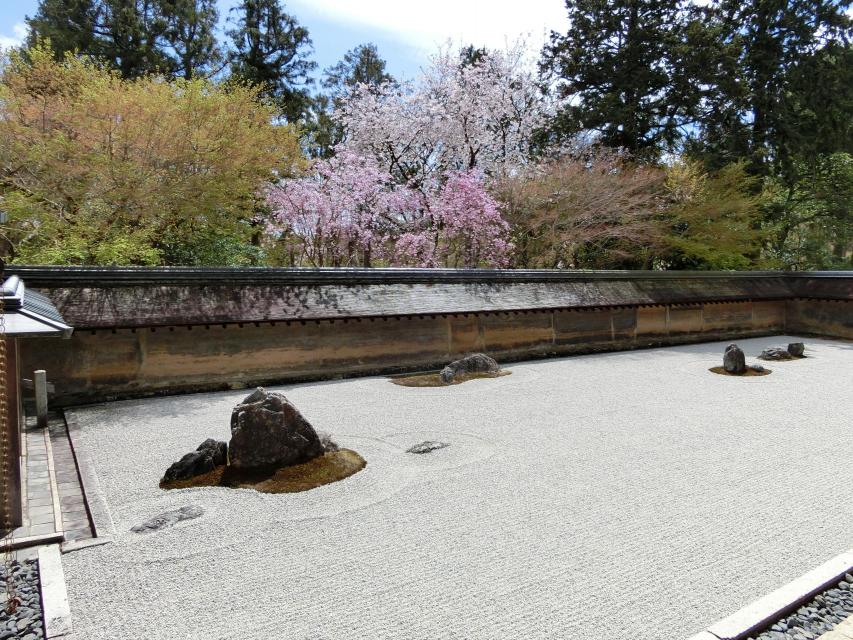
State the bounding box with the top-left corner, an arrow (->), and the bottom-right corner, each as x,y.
131,505 -> 204,533
787,343 -> 805,357
406,441 -> 450,454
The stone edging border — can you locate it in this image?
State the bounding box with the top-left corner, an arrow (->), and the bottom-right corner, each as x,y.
688,549 -> 853,640
38,544 -> 73,638
61,409 -> 116,549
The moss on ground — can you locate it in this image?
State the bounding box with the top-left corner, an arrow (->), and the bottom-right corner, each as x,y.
160,449 -> 366,494
709,366 -> 772,377
389,370 -> 511,387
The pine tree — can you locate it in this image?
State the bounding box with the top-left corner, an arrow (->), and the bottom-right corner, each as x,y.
541,0 -> 718,158
25,0 -> 100,58
308,43 -> 393,157
160,0 -> 221,80
697,0 -> 853,179
321,43 -> 392,98
227,0 -> 316,123
27,0 -> 173,78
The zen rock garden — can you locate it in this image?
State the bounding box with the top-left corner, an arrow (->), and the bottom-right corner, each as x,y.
159,387 -> 365,495
711,342 -> 806,376
392,353 -> 509,387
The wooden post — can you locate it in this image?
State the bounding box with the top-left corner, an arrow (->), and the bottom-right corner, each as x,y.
2,338 -> 22,530
34,369 -> 48,429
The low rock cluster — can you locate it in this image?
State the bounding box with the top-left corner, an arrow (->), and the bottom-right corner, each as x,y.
0,559 -> 45,640
406,441 -> 450,454
162,388 -> 339,483
749,573 -> 853,640
721,342 -> 806,374
760,342 -> 805,361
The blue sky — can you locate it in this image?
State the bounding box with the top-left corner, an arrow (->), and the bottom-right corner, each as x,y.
0,0 -> 567,83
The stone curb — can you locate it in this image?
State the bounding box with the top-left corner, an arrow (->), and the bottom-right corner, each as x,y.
688,549 -> 853,640
38,544 -> 73,638
63,409 -> 116,543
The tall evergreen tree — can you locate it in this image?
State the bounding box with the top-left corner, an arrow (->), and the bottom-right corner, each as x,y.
695,0 -> 853,179
308,43 -> 393,157
321,42 -> 392,98
541,0 -> 719,158
25,0 -> 100,58
227,0 -> 316,123
27,0 -> 196,78
160,0 -> 221,79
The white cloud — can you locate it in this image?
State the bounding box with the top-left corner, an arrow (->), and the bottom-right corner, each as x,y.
293,0 -> 567,53
0,22 -> 28,50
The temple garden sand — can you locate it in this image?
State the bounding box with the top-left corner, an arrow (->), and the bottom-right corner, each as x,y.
58,335 -> 853,640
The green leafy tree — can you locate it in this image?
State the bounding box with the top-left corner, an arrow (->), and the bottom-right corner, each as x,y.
660,160 -> 765,269
541,0 -> 720,158
25,0 -> 100,58
227,0 -> 316,123
0,45 -> 305,265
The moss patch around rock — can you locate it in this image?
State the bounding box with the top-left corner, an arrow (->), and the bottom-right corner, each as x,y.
160,449 -> 366,494
709,366 -> 772,377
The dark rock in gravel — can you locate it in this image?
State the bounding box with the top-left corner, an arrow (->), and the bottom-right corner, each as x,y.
439,353 -> 500,383
406,441 -> 450,454
131,505 -> 204,533
229,388 -> 324,469
750,364 -> 768,373
787,342 -> 805,357
724,344 -> 746,374
162,439 -> 228,482
759,347 -> 795,361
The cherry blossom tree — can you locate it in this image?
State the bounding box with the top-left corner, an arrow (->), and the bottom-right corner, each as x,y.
336,42 -> 549,185
266,150 -> 512,268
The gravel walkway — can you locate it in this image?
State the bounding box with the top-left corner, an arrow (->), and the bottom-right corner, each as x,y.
61,335 -> 853,640
0,559 -> 45,640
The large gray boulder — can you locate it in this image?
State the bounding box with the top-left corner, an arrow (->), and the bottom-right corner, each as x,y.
229,388 -> 324,469
162,439 -> 227,482
787,342 -> 805,357
439,353 -> 500,383
723,344 -> 746,374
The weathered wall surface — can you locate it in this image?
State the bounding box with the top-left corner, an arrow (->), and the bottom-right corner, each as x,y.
20,300 -> 796,405
7,267 -> 850,405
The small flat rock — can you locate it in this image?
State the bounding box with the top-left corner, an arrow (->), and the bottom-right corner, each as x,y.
131,505 -> 204,533
406,441 -> 450,454
759,347 -> 794,361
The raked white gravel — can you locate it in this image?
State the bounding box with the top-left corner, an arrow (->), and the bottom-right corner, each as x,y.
61,335 -> 853,640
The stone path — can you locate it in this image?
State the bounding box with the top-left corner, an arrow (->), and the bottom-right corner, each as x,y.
1,412 -> 93,554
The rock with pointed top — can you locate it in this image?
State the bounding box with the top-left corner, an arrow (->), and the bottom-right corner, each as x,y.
229,388 -> 324,469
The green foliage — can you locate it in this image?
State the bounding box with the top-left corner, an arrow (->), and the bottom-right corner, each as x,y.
661,160 -> 766,270
227,0 -> 316,123
0,44 -> 305,266
541,0 -> 719,158
762,153 -> 853,270
26,0 -> 222,79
